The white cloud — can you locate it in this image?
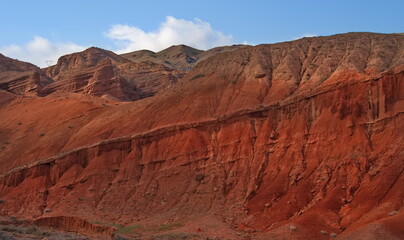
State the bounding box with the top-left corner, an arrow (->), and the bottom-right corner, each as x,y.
293,33 -> 318,40
106,16 -> 234,53
0,36 -> 86,68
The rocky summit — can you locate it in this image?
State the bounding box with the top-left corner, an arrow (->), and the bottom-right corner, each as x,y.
0,32 -> 403,240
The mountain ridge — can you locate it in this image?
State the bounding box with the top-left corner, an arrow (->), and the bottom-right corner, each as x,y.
120,44 -> 248,71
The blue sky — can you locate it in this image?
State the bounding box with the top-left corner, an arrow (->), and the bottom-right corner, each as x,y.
1,0 -> 403,67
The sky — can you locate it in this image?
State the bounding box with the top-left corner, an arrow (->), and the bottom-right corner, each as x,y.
0,0 -> 403,67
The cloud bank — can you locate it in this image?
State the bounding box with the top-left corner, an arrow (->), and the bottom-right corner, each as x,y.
0,16 -> 233,67
0,36 -> 86,67
106,16 -> 234,53
293,33 -> 318,40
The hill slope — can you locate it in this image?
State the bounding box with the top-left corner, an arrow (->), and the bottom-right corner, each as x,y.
0,32 -> 403,240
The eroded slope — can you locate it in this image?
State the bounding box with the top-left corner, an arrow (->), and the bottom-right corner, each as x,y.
0,33 -> 403,239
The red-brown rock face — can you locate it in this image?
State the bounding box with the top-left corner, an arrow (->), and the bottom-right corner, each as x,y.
0,54 -> 53,96
0,33 -> 403,239
42,47 -> 184,100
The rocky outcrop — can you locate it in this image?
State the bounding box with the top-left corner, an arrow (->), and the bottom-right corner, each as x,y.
42,47 -> 184,100
45,47 -> 128,79
0,53 -> 53,95
43,58 -> 140,100
0,33 -> 403,239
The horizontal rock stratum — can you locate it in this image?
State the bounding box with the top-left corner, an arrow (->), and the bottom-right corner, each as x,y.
0,32 -> 403,239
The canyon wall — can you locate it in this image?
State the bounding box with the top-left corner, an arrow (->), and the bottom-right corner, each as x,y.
0,69 -> 402,239
0,33 -> 403,239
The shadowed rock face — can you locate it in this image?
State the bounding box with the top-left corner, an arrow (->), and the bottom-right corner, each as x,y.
121,44 -> 247,71
0,33 -> 403,240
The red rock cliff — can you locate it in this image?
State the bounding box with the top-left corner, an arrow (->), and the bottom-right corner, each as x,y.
42,47 -> 184,100
0,33 -> 403,239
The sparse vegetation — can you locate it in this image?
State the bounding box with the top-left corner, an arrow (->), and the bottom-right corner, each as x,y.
0,225 -> 50,238
111,222 -> 183,236
143,222 -> 183,233
113,235 -> 130,240
0,223 -> 87,239
39,133 -> 45,137
114,224 -> 141,235
150,232 -> 197,240
320,77 -> 327,82
0,199 -> 4,204
0,231 -> 14,240
25,226 -> 44,235
92,221 -> 123,229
